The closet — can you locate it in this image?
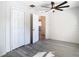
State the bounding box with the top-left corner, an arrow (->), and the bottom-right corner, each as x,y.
10,8 -> 25,50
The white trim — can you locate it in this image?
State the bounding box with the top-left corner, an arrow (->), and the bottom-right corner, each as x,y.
0,52 -> 6,57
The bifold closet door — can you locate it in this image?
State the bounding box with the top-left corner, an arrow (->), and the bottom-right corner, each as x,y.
11,8 -> 25,50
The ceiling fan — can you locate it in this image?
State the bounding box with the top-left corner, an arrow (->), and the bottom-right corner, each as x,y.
41,1 -> 70,12
29,1 -> 70,12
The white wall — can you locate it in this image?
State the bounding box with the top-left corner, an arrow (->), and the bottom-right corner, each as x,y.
46,14 -> 52,39
48,7 -> 79,44
0,2 -> 7,56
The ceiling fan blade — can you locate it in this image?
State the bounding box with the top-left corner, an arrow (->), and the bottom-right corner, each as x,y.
51,2 -> 55,9
55,8 -> 63,11
58,5 -> 70,8
55,1 -> 68,8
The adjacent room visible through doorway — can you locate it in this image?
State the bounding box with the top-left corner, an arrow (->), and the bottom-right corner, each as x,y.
39,16 -> 46,40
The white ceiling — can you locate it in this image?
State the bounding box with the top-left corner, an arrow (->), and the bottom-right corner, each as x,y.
22,1 -> 79,12
24,1 -> 79,8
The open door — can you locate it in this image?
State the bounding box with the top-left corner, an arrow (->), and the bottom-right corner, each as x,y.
31,14 -> 39,44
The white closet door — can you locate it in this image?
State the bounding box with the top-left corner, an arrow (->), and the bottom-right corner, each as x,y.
11,8 -> 25,50
33,14 -> 39,43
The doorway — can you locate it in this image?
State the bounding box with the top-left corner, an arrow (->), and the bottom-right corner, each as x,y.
39,16 -> 46,40
30,15 -> 46,44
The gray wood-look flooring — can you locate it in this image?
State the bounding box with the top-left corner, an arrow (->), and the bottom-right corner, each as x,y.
2,39 -> 79,57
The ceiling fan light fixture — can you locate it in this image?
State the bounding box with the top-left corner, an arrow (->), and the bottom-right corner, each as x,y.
53,10 -> 55,13
30,4 -> 35,7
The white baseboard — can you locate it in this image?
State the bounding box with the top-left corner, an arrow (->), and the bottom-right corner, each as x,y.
0,52 -> 7,57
